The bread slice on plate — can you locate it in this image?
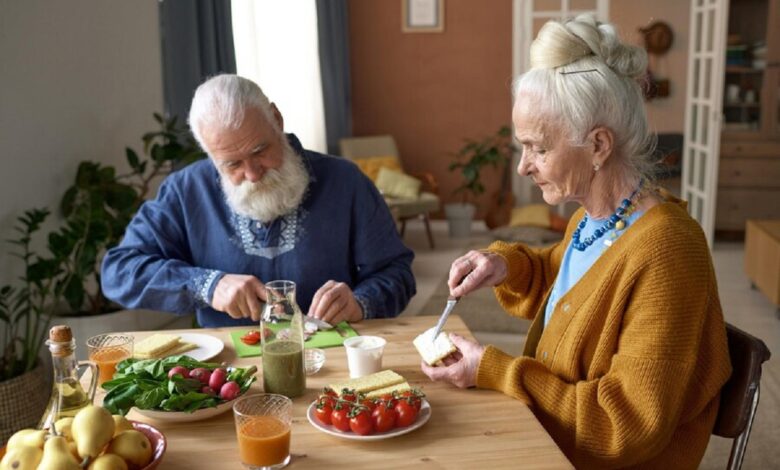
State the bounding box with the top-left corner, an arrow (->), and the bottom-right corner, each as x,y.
329,370 -> 405,395
365,381 -> 412,399
413,327 -> 457,366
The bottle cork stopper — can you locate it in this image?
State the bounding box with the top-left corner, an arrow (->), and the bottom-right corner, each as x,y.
49,325 -> 73,342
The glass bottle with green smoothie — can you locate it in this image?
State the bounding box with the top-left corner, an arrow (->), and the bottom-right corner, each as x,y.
261,280 -> 306,397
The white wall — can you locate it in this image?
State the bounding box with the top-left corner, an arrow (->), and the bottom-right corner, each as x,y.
0,0 -> 163,284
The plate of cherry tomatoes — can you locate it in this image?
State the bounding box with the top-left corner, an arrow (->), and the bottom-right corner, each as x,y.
306,388 -> 431,441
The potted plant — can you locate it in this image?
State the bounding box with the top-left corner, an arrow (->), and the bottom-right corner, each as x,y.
446,126 -> 515,237
0,114 -> 204,441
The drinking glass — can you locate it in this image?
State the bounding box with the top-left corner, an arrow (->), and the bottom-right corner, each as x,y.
86,333 -> 133,386
234,393 -> 293,469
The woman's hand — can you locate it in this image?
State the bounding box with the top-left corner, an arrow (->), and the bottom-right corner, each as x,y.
448,250 -> 508,298
420,334 -> 486,388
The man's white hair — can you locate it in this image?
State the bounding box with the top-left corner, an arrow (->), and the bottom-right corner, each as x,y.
188,74 -> 278,152
514,14 -> 656,182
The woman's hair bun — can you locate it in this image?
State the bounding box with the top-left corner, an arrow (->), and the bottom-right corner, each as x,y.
530,14 -> 647,79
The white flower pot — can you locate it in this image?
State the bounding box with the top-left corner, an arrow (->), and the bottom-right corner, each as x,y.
445,203 -> 476,238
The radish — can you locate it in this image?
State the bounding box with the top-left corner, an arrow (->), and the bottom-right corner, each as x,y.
220,381 -> 241,400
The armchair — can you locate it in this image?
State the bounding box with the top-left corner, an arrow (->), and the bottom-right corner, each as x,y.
339,135 -> 440,248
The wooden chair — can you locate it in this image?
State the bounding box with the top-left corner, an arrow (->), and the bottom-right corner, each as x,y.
339,135 -> 440,248
713,323 -> 771,470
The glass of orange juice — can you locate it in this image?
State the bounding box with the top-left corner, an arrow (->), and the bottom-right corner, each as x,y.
86,333 -> 133,386
234,394 -> 292,469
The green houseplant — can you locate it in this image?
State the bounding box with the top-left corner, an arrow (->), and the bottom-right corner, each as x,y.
3,112 -> 203,363
446,126 -> 515,237
0,114 -> 204,439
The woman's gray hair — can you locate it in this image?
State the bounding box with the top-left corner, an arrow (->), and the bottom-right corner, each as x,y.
514,14 -> 656,182
188,74 -> 277,151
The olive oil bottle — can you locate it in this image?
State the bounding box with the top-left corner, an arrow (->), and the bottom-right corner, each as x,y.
38,325 -> 98,429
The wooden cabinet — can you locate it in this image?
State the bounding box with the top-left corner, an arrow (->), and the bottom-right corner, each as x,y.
716,141 -> 780,230
716,0 -> 780,233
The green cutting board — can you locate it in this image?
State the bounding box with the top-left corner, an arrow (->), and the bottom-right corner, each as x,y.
230,321 -> 358,358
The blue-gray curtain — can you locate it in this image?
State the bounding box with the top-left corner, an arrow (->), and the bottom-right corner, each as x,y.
316,0 -> 353,155
159,0 -> 237,125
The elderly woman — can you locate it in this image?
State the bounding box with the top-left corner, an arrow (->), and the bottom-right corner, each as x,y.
422,16 -> 732,469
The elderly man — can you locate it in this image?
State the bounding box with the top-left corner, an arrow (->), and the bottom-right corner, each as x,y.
101,75 -> 415,327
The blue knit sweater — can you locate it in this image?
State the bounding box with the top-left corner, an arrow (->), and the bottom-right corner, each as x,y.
101,134 -> 416,327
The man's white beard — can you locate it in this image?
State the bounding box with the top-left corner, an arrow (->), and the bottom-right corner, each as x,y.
220,142 -> 310,223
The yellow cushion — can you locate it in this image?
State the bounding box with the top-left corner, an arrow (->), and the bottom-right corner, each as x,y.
353,156 -> 402,182
508,204 -> 551,228
375,167 -> 422,199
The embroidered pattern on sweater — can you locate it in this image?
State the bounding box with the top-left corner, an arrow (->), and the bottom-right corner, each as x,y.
229,208 -> 308,259
192,270 -> 221,306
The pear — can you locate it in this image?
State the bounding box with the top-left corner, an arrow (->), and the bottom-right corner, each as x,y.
68,440 -> 80,459
112,414 -> 134,436
37,436 -> 80,470
106,430 -> 153,467
0,444 -> 42,470
54,416 -> 75,440
6,429 -> 46,449
72,405 -> 115,458
87,453 -> 128,470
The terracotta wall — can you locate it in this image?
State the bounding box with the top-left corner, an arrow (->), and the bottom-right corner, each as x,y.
348,0 -> 690,217
348,0 -> 514,217
609,0 -> 690,133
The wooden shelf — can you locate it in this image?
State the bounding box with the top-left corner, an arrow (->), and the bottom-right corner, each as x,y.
716,0 -> 780,232
723,102 -> 761,108
725,66 -> 765,74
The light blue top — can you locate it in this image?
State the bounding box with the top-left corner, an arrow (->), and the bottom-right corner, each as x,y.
543,209 -> 645,328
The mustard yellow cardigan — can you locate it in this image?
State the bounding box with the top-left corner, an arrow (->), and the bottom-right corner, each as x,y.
478,197 -> 732,469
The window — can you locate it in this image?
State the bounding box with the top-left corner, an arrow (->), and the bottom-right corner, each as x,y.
232,1 -> 327,153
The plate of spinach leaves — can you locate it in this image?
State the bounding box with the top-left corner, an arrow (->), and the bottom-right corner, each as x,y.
101,355 -> 256,422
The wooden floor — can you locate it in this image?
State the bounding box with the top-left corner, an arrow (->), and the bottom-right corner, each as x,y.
402,219 -> 779,469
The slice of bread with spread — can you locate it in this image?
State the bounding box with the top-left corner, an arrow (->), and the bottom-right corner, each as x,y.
413,327 -> 458,366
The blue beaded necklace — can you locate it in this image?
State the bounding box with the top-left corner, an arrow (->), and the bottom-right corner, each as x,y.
572,182 -> 643,251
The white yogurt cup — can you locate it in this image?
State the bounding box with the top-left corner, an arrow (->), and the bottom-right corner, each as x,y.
343,335 -> 387,378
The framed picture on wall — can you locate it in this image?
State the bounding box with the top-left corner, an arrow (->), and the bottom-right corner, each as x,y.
402,0 -> 444,33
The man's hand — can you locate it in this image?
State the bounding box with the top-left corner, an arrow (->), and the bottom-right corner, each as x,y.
420,333 -> 485,388
308,280 -> 363,324
211,274 -> 266,321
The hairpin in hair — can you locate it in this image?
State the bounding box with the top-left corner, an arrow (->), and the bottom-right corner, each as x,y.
559,69 -> 599,75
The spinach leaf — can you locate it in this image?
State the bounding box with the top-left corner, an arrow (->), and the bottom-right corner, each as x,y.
103,383 -> 142,415
136,388 -> 167,410
161,391 -> 211,411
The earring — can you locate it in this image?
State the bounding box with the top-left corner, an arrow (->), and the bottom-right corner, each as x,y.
593,163 -> 600,171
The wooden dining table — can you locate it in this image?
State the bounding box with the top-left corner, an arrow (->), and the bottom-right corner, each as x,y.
107,315 -> 572,469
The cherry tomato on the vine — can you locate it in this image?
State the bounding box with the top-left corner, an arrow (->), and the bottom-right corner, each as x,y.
349,407 -> 374,436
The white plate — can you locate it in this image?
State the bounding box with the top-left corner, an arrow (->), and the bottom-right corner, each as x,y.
177,333 -> 224,362
307,399 -> 431,441
132,396 -> 236,423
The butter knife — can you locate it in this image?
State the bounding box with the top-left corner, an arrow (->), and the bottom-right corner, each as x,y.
431,295 -> 460,340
